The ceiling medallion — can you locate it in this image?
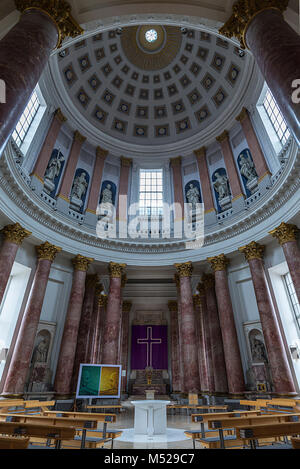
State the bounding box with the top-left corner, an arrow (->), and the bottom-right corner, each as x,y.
121,25 -> 182,71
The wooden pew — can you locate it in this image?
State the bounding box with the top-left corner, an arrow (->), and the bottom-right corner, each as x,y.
85,405 -> 123,413
167,404 -> 227,416
291,437 -> 300,449
0,400 -> 25,413
0,435 -> 30,449
0,420 -> 76,449
191,410 -> 265,423
42,410 -> 117,423
237,421 -> 300,449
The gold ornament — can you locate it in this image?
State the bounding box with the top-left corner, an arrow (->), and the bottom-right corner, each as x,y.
194,147 -> 206,159
36,241 -> 61,261
269,222 -> 299,246
74,130 -> 86,144
216,130 -> 229,143
236,107 -> 249,123
72,254 -> 93,272
171,156 -> 182,166
94,283 -> 104,297
219,0 -> 289,49
98,294 -> 108,308
96,146 -> 108,160
193,294 -> 201,308
174,261 -> 193,278
1,222 -> 31,245
239,241 -> 265,260
168,300 -> 178,313
207,254 -> 229,272
108,262 -> 126,278
120,157 -> 132,167
54,108 -> 67,123
15,0 -> 84,49
122,301 -> 132,313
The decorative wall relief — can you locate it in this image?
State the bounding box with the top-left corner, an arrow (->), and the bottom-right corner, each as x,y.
43,149 -> 65,197
70,168 -> 90,213
212,168 -> 232,212
238,148 -> 258,197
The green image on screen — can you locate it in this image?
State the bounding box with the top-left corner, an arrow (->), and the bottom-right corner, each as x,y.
78,365 -> 101,396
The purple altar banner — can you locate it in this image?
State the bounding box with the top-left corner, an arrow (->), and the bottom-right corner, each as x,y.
131,325 -> 168,370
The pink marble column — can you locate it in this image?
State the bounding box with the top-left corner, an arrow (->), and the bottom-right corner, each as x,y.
236,108 -> 270,180
168,301 -> 181,392
171,157 -> 184,235
202,273 -> 228,394
3,242 -> 61,396
31,109 -> 67,180
54,254 -> 93,397
174,262 -> 200,393
174,274 -> 184,391
239,242 -> 296,395
197,284 -> 214,393
91,288 -> 105,364
116,157 -> 132,237
120,301 -> 132,392
194,147 -> 216,215
70,274 -> 99,389
86,146 -> 108,215
101,263 -> 126,364
270,222 -> 300,304
220,4 -> 300,146
207,254 -> 245,395
0,223 -> 31,305
216,131 -> 244,202
57,131 -> 86,203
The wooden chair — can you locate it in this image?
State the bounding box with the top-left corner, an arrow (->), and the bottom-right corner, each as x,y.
0,435 -> 30,449
291,437 -> 300,449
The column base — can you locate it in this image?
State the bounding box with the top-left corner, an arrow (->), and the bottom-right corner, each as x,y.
0,392 -> 24,399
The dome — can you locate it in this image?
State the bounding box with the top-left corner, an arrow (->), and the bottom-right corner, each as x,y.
43,23 -> 257,157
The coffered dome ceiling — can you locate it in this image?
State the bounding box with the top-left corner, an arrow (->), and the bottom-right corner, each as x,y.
48,24 -> 256,151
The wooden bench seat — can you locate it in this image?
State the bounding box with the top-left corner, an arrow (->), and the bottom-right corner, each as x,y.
237,421 -> 300,449
191,410 -> 265,423
42,410 -> 117,423
0,420 -> 76,449
0,435 -> 30,449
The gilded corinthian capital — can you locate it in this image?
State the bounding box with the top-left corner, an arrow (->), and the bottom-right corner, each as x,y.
239,241 -> 265,261
15,0 -> 84,48
1,222 -> 31,245
219,0 -> 289,49
207,254 -> 229,272
36,241 -> 61,261
174,261 -> 193,277
269,222 -> 299,246
108,262 -> 126,278
72,254 -> 94,272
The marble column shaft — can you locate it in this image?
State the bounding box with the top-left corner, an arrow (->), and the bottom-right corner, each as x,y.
239,242 -> 296,394
0,223 -> 31,305
168,301 -> 181,392
245,8 -> 300,146
203,275 -> 228,393
101,263 -> 126,364
207,255 -> 245,394
198,289 -> 214,393
194,148 -> 215,214
70,275 -> 98,389
57,131 -> 86,202
120,301 -> 131,392
270,223 -> 300,304
3,242 -> 61,394
193,296 -> 206,393
174,263 -> 200,393
0,10 -> 59,155
54,255 -> 93,396
31,109 -> 66,180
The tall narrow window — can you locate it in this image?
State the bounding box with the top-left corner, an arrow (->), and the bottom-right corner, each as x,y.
263,88 -> 291,146
283,272 -> 300,331
12,90 -> 40,147
139,169 -> 163,216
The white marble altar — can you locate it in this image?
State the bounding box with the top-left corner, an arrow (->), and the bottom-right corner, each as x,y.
131,400 -> 170,437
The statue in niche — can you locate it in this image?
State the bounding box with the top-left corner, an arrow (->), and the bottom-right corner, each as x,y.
44,151 -> 65,183
239,154 -> 257,182
32,337 -> 49,364
213,172 -> 230,201
101,183 -> 113,205
71,171 -> 88,200
250,337 -> 268,363
186,183 -> 201,210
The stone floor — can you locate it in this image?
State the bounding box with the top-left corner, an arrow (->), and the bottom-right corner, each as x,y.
98,407 -> 292,450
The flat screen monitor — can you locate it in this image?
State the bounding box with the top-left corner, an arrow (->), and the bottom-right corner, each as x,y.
76,364 -> 122,399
